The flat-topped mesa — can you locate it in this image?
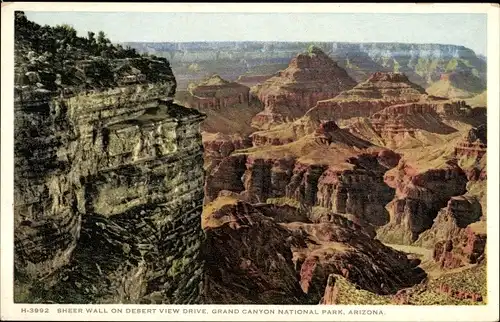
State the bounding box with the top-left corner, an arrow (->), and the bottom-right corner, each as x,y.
251,46 -> 357,129
427,71 -> 487,99
184,74 -> 250,111
305,71 -> 427,123
14,13 -> 207,304
236,73 -> 278,87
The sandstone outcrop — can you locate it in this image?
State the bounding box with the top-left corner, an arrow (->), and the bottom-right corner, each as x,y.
251,46 -> 356,129
201,197 -> 308,304
454,124 -> 487,181
236,73 -> 278,87
202,197 -> 426,304
377,159 -> 468,245
305,72 -> 426,122
14,13 -> 206,304
204,119 -> 401,234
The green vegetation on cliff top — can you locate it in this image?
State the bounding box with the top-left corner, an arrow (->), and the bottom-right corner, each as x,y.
14,11 -> 174,93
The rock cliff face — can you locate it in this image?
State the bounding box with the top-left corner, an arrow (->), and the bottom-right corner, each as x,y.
377,159 -> 468,244
175,74 -> 261,183
454,124 -> 487,181
415,196 -> 486,269
201,197 -> 426,304
305,72 -> 426,122
201,197 -> 307,304
204,119 -> 401,234
251,46 -> 356,129
250,72 -> 431,148
14,13 -> 206,304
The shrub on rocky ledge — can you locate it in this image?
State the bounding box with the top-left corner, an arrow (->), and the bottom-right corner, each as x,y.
14,11 -> 174,93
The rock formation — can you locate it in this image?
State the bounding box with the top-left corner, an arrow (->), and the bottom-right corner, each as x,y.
201,197 -> 307,304
202,197 -> 426,304
183,74 -> 250,111
14,13 -> 206,304
454,124 -> 487,181
305,72 -> 427,123
204,118 -> 401,234
128,41 -> 487,95
250,72 -> 433,148
236,73 -> 278,87
251,46 -> 357,129
426,71 -> 486,99
376,159 -> 469,244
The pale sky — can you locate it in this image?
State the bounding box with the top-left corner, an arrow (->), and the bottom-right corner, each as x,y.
24,12 -> 488,56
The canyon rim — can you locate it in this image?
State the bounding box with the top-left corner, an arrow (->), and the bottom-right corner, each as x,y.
1,3 -> 499,322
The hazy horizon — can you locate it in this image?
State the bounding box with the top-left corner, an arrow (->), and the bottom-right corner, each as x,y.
24,12 -> 487,56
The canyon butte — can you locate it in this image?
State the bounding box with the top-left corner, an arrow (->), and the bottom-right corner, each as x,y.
14,13 -> 487,305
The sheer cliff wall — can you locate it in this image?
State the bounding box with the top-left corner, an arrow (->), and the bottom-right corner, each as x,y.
14,75 -> 207,303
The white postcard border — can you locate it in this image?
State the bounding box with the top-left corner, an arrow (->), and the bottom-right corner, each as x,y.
1,2 -> 499,322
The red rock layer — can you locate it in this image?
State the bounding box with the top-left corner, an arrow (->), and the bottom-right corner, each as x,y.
202,200 -> 307,304
205,152 -> 399,232
284,215 -> 426,300
432,224 -> 486,270
415,194 -> 485,269
202,199 -> 426,304
435,283 -> 483,303
251,71 -> 437,148
454,124 -> 487,181
305,71 -> 427,122
377,160 -> 469,244
205,120 -> 401,233
369,102 -> 459,138
251,46 -> 356,129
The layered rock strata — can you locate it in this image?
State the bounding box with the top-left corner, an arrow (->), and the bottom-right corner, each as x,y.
377,160 -> 468,244
305,72 -> 427,122
454,124 -> 487,181
183,74 -> 250,111
204,120 -> 401,232
251,72 -> 434,147
251,46 -> 356,129
415,195 -> 486,269
14,58 -> 207,303
175,74 -> 261,181
202,197 -> 426,304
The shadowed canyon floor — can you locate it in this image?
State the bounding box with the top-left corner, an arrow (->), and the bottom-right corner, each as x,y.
14,13 -> 488,305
